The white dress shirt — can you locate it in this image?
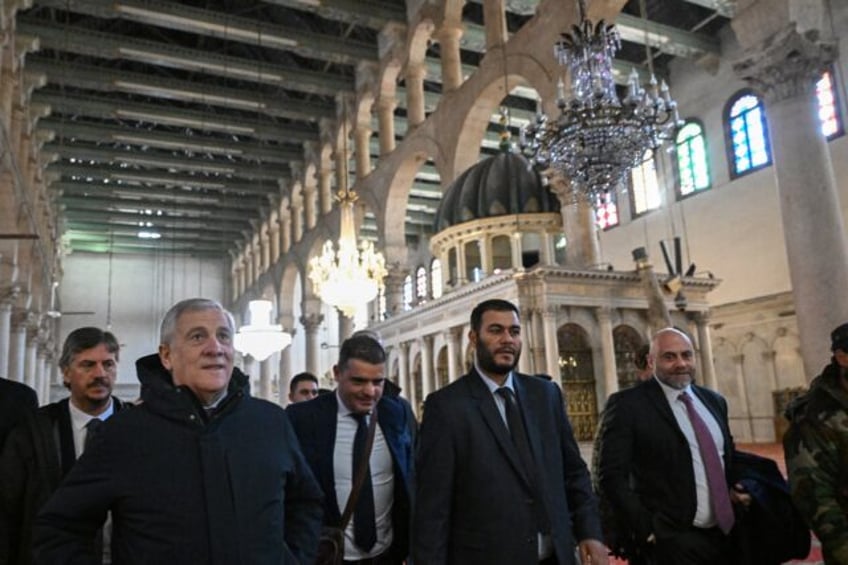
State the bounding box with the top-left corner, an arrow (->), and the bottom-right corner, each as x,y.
68,398 -> 115,459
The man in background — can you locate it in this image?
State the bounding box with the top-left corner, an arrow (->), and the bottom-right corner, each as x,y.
784,322 -> 848,564
597,328 -> 746,565
1,327 -> 125,565
287,332 -> 416,565
33,298 -> 323,564
289,371 -> 320,403
413,299 -> 607,565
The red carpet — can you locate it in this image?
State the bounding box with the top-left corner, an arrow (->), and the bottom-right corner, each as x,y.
609,443 -> 823,564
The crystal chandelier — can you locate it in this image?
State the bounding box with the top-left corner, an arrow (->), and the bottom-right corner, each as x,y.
308,113 -> 387,318
520,0 -> 682,204
234,299 -> 292,361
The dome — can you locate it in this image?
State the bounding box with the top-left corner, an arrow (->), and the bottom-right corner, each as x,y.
434,151 -> 560,232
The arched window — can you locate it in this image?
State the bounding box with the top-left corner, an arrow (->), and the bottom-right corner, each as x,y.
676,120 -> 711,197
415,266 -> 427,301
630,150 -> 661,216
595,190 -> 619,229
725,90 -> 771,177
402,274 -> 413,311
430,258 -> 443,299
817,69 -> 843,139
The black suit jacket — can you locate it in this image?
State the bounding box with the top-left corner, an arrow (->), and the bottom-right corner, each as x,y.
597,378 -> 734,544
286,390 -> 416,561
412,370 -> 602,565
0,378 -> 37,450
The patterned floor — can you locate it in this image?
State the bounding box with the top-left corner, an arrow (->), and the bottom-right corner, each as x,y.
608,443 -> 823,564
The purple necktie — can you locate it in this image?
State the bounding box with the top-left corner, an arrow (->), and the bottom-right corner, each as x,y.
678,391 -> 735,534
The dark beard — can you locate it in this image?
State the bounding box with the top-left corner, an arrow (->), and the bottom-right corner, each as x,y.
477,344 -> 519,376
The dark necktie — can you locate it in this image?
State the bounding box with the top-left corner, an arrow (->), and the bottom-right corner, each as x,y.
84,418 -> 103,453
678,391 -> 735,534
351,412 -> 377,551
495,387 -> 550,532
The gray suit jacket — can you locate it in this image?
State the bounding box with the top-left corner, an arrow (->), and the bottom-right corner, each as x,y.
412,370 -> 602,565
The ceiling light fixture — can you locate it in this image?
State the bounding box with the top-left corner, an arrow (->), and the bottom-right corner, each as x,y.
234,299 -> 292,361
308,104 -> 387,318
520,0 -> 682,205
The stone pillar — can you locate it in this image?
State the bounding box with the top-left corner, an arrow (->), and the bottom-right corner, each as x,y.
303,187 -> 317,230
405,63 -> 426,128
482,0 -> 508,50
354,125 -> 372,180
24,330 -> 38,390
338,310 -> 353,342
397,341 -> 410,402
259,358 -> 273,401
510,234 -> 523,270
300,313 -> 324,376
517,307 -> 533,374
36,345 -> 48,404
0,301 -> 12,376
7,313 -> 27,382
559,200 -> 601,268
280,213 -> 292,253
420,335 -> 434,398
445,327 -> 462,382
269,222 -> 280,263
541,307 -> 560,380
435,23 -> 464,92
278,326 -> 293,405
384,269 -> 408,316
694,311 -> 718,391
595,306 -> 619,399
732,3 -> 848,379
318,167 -> 333,215
376,97 -> 396,156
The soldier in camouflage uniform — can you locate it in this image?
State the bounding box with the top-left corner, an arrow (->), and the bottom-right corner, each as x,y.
784,322 -> 848,565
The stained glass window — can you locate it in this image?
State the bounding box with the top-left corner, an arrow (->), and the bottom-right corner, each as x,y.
727,92 -> 770,177
676,121 -> 711,197
631,151 -> 661,216
595,190 -> 619,229
817,70 -> 843,139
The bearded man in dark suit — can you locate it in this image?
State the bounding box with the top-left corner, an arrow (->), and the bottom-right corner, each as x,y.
413,299 -> 607,565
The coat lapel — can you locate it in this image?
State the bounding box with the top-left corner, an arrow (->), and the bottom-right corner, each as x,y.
467,370 -> 532,488
512,375 -> 545,473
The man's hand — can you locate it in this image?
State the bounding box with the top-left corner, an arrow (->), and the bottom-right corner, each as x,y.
730,482 -> 752,507
578,538 -> 609,565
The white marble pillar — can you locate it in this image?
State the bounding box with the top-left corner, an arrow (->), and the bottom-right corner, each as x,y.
541,307 -> 560,381
7,317 -> 26,382
595,307 -> 619,399
259,358 -> 273,401
517,307 -> 533,375
694,311 -> 718,391
397,341 -> 410,402
445,327 -> 461,382
300,313 -> 323,377
278,342 -> 292,405
338,311 -> 354,343
36,347 -> 48,404
733,6 -> 848,379
24,334 -> 38,390
420,335 -> 434,398
0,301 -> 12,377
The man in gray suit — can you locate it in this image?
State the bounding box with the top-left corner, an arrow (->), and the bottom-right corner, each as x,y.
413,299 -> 607,565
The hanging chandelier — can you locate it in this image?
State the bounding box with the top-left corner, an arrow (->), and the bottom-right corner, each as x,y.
234,299 -> 292,361
520,0 -> 682,204
308,112 -> 386,318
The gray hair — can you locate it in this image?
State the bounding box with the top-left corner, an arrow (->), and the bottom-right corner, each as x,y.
159,298 -> 235,345
59,327 -> 120,369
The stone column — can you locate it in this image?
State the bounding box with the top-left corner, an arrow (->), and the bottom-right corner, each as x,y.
732,5 -> 848,379
354,125 -> 372,180
595,306 -> 619,398
269,221 -> 280,263
445,327 -> 462,382
259,358 -> 273,401
303,187 -> 317,230
37,346 -> 49,404
376,96 -> 396,156
434,23 -> 464,92
318,167 -> 333,215
559,200 -> 600,268
420,335 -> 434,397
541,307 -> 560,380
694,311 -> 718,391
338,310 -> 353,342
510,234 -> 523,270
397,341 -> 410,402
517,307 -> 534,374
300,313 -> 324,376
278,324 -> 294,405
384,268 -> 408,316
0,301 -> 12,376
7,312 -> 27,382
405,63 -> 426,128
24,329 -> 38,390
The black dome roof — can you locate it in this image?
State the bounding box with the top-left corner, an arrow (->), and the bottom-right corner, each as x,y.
434,151 -> 560,232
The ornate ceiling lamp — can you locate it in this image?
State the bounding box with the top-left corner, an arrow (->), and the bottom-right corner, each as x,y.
308,109 -> 387,318
234,299 -> 292,361
520,0 -> 682,204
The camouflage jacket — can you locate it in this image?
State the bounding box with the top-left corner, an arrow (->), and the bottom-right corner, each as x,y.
784,362 -> 848,565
